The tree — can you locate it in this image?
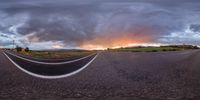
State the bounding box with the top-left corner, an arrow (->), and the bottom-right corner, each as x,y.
25,47 -> 29,52
16,46 -> 22,52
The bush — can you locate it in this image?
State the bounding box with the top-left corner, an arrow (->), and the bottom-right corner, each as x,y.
193,46 -> 199,49
132,50 -> 140,52
168,49 -> 177,51
162,49 -> 167,51
152,50 -> 158,52
16,46 -> 22,52
25,47 -> 29,52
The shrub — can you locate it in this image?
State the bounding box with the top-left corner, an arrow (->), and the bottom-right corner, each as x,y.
25,47 -> 29,52
16,46 -> 22,52
172,49 -> 177,51
132,50 -> 140,52
162,49 -> 167,51
152,50 -> 158,52
193,46 -> 199,49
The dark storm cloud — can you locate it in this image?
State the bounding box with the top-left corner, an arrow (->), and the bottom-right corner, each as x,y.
0,2 -> 100,47
0,0 -> 200,48
190,24 -> 200,32
0,34 -> 9,38
17,11 -> 97,46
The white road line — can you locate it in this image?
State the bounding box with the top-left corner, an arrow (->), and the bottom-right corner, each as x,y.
3,52 -> 99,79
5,51 -> 97,65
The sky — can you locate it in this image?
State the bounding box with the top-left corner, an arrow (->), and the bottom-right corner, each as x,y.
0,0 -> 200,50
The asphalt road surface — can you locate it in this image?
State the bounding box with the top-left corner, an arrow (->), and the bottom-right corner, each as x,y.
4,52 -> 97,76
9,51 -> 95,63
0,49 -> 200,100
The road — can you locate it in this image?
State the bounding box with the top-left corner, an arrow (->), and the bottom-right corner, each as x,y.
9,51 -> 95,63
4,51 -> 97,76
0,49 -> 200,99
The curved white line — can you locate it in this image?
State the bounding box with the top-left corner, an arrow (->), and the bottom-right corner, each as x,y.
5,51 -> 97,65
3,52 -> 99,79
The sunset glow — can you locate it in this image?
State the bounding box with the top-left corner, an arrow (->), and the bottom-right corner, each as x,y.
80,33 -> 155,50
80,38 -> 138,50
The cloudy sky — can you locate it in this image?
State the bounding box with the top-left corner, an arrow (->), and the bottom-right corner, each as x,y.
0,0 -> 200,50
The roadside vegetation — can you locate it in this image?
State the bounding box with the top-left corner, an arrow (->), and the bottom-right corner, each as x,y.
18,51 -> 95,59
14,46 -> 96,59
107,45 -> 199,52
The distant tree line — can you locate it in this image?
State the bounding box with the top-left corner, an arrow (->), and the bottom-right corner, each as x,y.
160,45 -> 199,49
16,46 -> 29,52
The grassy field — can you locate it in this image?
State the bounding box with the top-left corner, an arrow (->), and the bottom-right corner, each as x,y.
108,46 -> 198,52
17,51 -> 96,59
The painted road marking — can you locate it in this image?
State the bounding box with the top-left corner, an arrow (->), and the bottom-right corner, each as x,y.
3,52 -> 99,79
5,51 -> 97,65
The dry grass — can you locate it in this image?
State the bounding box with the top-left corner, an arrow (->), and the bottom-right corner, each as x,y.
108,47 -> 194,52
18,51 -> 96,59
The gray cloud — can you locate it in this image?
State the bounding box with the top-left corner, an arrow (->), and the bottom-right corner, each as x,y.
190,24 -> 200,32
0,34 -> 9,38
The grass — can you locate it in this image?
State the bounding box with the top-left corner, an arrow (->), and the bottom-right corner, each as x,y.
108,47 -> 194,52
17,51 -> 96,59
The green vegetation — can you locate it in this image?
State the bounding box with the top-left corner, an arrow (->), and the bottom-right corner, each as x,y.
108,47 -> 181,52
24,47 -> 29,52
107,45 -> 199,52
15,46 -> 29,52
17,51 -> 96,59
16,46 -> 22,52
